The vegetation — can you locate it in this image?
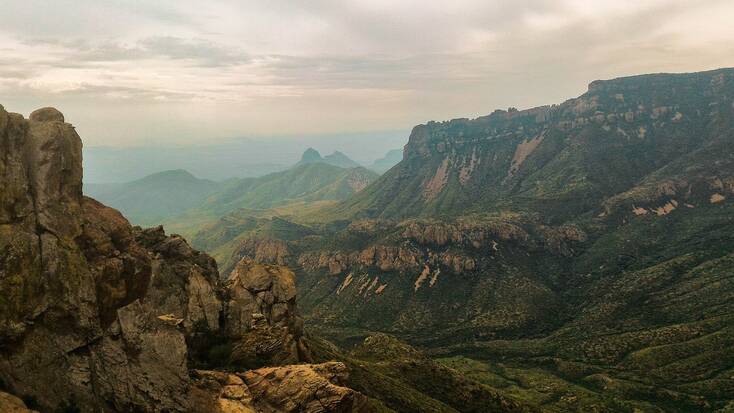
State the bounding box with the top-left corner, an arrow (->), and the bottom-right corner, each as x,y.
193,69 -> 734,411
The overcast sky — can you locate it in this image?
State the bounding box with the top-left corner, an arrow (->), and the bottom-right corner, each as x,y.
1,0 -> 733,146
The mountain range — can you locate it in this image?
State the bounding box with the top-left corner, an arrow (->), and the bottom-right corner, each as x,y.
297,148 -> 363,169
83,132 -> 407,183
215,68 -> 734,411
85,149 -> 379,228
2,67 -> 734,412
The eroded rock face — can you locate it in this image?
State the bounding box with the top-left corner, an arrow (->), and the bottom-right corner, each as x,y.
0,106 -> 360,413
191,362 -> 369,413
233,238 -> 291,266
225,258 -> 310,367
0,107 -> 103,411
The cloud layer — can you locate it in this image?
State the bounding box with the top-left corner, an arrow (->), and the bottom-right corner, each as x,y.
1,0 -> 733,145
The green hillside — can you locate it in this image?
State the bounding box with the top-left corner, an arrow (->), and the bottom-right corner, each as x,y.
200,162 -> 377,215
217,68 -> 734,411
84,169 -> 223,226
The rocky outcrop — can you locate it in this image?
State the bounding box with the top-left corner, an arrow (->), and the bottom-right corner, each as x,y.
191,362 -> 369,413
0,106 -> 365,413
0,391 -> 38,413
225,258 -> 311,367
232,238 -> 291,266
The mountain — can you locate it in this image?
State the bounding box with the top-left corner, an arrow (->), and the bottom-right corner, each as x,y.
0,106 -> 379,412
368,149 -> 403,174
182,163 -> 379,263
300,147 -> 323,163
331,68 -> 734,221
84,169 -> 223,226
83,144 -> 288,183
196,162 -> 377,216
297,147 -> 362,168
86,160 -> 378,235
83,131 -> 407,183
324,151 -> 362,168
0,104 -> 537,413
222,68 -> 734,411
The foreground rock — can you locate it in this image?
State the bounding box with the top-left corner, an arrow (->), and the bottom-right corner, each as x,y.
192,362 -> 369,413
0,392 -> 38,413
0,105 -> 367,412
225,258 -> 311,367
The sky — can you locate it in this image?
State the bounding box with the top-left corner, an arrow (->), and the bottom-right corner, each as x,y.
1,0 -> 734,147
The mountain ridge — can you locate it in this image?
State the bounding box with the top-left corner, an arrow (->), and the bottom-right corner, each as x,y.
297,147 -> 363,168
219,67 -> 734,411
325,67 -> 734,221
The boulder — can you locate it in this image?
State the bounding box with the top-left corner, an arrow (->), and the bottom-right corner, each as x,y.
28,107 -> 64,123
0,391 -> 39,413
225,258 -> 309,367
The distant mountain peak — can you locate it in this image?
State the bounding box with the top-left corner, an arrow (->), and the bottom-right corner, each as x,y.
369,148 -> 403,174
323,151 -> 361,168
300,148 -> 322,163
137,169 -> 202,184
297,148 -> 360,168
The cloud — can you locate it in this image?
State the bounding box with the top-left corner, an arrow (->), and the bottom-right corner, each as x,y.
138,36 -> 250,66
0,0 -> 733,145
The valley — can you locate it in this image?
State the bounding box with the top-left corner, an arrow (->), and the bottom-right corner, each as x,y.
176,68 -> 734,411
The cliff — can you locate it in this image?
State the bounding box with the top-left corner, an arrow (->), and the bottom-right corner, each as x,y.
0,105 -> 369,412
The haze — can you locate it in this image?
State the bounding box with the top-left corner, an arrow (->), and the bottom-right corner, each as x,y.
1,0 -> 734,147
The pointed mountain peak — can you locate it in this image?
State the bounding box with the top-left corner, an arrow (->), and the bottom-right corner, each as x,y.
300,147 -> 322,163
323,151 -> 361,168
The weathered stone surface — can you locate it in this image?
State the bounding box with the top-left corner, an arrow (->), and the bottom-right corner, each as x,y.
1,106 -> 352,412
225,258 -> 309,367
0,107 -> 100,411
0,391 -> 38,413
28,107 -> 64,123
241,362 -> 369,413
192,363 -> 368,413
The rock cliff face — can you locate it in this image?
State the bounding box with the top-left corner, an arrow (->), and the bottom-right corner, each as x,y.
0,105 -> 367,412
333,68 -> 734,221
224,258 -> 311,367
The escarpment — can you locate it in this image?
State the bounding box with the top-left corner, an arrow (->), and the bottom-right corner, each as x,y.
332,68 -> 734,221
0,105 -> 368,413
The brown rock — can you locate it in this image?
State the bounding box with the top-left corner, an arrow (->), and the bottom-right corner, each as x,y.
0,391 -> 38,413
0,105 -> 368,412
29,107 -> 64,123
0,107 -> 222,412
241,362 -> 370,413
192,363 -> 369,413
225,258 -> 308,367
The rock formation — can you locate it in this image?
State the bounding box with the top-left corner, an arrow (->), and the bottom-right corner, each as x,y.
224,258 -> 311,367
190,362 -> 369,413
0,105 -> 368,412
0,391 -> 38,413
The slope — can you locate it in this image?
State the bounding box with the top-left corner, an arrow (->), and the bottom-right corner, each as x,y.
84,169 -> 223,226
